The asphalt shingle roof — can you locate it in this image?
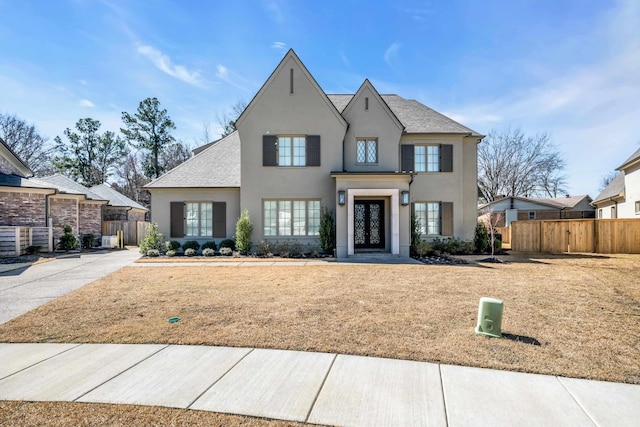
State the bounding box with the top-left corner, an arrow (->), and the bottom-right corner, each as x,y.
593,172 -> 625,203
37,174 -> 105,200
618,146 -> 640,170
146,130 -> 241,188
90,183 -> 148,211
327,94 -> 482,136
0,173 -> 55,189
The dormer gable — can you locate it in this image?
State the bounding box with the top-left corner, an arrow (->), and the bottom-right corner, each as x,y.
235,49 -> 347,130
342,79 -> 404,132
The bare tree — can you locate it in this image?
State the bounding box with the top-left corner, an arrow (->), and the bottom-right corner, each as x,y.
0,113 -> 53,176
217,100 -> 247,138
112,152 -> 151,209
478,128 -> 567,202
599,171 -> 620,192
159,140 -> 192,171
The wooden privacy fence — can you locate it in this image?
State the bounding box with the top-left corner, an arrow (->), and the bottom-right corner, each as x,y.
102,221 -> 151,246
0,226 -> 53,256
511,219 -> 640,254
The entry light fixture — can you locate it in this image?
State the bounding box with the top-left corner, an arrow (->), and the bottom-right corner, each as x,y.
401,191 -> 410,206
338,190 -> 346,206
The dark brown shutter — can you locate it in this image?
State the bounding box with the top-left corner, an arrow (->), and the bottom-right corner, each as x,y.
170,202 -> 184,237
440,144 -> 453,172
263,135 -> 277,166
212,202 -> 226,238
306,135 -> 321,166
401,144 -> 414,172
441,202 -> 453,236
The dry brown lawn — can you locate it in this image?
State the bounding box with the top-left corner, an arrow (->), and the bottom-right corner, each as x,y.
1,253 -> 639,385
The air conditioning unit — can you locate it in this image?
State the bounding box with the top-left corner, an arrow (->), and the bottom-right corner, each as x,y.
101,235 -> 118,248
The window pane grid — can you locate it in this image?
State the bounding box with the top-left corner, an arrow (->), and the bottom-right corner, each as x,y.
264,200 -> 321,236
308,201 -> 320,235
427,202 -> 440,235
278,201 -> 291,236
185,202 -> 213,237
264,201 -> 277,236
278,136 -> 306,167
293,137 -> 305,166
414,203 -> 427,235
415,146 -> 426,172
427,146 -> 439,172
356,139 -> 377,164
357,140 -> 366,163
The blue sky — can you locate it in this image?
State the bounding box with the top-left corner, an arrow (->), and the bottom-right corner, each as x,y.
1,0 -> 639,197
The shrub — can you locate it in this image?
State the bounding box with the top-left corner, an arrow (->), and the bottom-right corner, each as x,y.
81,233 -> 95,249
319,206 -> 336,253
220,247 -> 232,256
201,241 -> 217,251
232,251 -> 241,258
182,240 -> 200,251
146,249 -> 160,257
410,214 -> 422,256
185,248 -> 197,257
256,240 -> 270,256
202,248 -> 215,257
235,209 -> 253,254
289,241 -> 303,258
219,239 -> 236,250
58,225 -> 78,251
431,237 -> 474,255
414,240 -> 432,257
25,245 -> 42,255
166,249 -> 176,257
474,222 -> 489,253
139,222 -> 163,255
165,240 -> 181,251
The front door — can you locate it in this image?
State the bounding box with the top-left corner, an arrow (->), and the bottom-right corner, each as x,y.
354,200 -> 385,249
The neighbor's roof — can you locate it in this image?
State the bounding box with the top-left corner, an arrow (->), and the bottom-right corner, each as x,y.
90,183 -> 148,211
0,173 -> 56,190
327,94 -> 482,137
0,137 -> 33,177
37,174 -> 106,200
593,172 -> 625,204
480,194 -> 593,210
617,146 -> 640,171
146,130 -> 241,188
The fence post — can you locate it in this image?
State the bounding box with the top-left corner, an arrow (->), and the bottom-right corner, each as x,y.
15,227 -> 20,256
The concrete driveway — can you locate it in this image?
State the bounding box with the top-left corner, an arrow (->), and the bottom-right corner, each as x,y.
0,249 -> 140,324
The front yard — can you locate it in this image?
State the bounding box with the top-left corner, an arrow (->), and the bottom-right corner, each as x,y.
1,252 -> 639,384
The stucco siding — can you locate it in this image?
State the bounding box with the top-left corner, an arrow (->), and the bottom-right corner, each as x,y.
620,164 -> 640,217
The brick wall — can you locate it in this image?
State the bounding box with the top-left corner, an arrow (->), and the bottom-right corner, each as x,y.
0,192 -> 47,227
50,197 -> 78,240
128,210 -> 147,222
103,206 -> 128,221
79,203 -> 103,240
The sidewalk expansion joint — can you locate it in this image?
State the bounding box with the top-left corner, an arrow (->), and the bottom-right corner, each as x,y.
556,376 -> 598,427
0,343 -> 83,381
304,352 -> 338,423
439,364 -> 450,427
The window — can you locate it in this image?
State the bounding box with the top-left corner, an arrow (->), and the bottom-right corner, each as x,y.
414,202 -> 441,235
278,136 -> 306,166
186,202 -> 212,237
635,201 -> 640,214
611,206 -> 617,219
356,139 -> 377,164
598,209 -> 603,219
528,211 -> 536,220
263,200 -> 320,236
404,144 -> 452,172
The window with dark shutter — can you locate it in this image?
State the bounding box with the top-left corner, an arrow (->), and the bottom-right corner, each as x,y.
263,135 -> 277,166
401,144 -> 414,172
212,202 -> 226,238
170,202 -> 184,238
441,202 -> 454,236
306,135 -> 321,166
440,144 -> 453,172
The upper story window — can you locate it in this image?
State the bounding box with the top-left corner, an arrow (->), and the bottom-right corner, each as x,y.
263,135 -> 321,167
401,144 -> 452,173
635,201 -> 640,214
278,136 -> 306,166
356,139 -> 377,164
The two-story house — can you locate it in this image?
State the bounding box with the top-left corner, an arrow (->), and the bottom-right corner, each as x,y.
593,146 -> 640,218
146,49 -> 482,257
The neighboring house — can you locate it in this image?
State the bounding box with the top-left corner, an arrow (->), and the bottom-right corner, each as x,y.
35,174 -> 108,241
146,49 -> 483,257
90,183 -> 149,222
593,147 -> 640,218
479,195 -> 595,227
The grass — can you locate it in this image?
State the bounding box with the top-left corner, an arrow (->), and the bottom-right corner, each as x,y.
1,252 -> 639,384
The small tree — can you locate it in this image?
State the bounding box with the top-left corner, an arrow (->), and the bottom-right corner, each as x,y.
410,214 -> 422,257
235,209 -> 253,254
319,206 -> 336,253
483,209 -> 504,260
139,222 -> 164,255
474,222 -> 489,254
58,225 -> 78,251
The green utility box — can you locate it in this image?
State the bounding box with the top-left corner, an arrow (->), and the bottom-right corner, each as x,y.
475,297 -> 504,338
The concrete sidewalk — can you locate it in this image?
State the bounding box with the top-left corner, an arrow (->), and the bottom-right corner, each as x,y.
0,343 -> 638,426
0,249 -> 140,324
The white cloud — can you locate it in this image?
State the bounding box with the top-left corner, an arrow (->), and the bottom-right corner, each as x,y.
137,44 -> 204,87
271,41 -> 287,52
215,64 -> 252,93
263,0 -> 285,25
384,43 -> 401,68
79,99 -> 95,108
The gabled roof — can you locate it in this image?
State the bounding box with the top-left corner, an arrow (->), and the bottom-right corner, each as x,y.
0,173 -> 56,191
146,130 -> 241,188
0,137 -> 33,177
617,146 -> 640,171
342,79 -> 404,132
236,49 -> 347,130
593,172 -> 625,204
480,194 -> 593,210
90,183 -> 148,211
37,174 -> 106,201
327,94 -> 482,136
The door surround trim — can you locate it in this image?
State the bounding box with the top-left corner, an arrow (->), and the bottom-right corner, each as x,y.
347,189 -> 399,256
